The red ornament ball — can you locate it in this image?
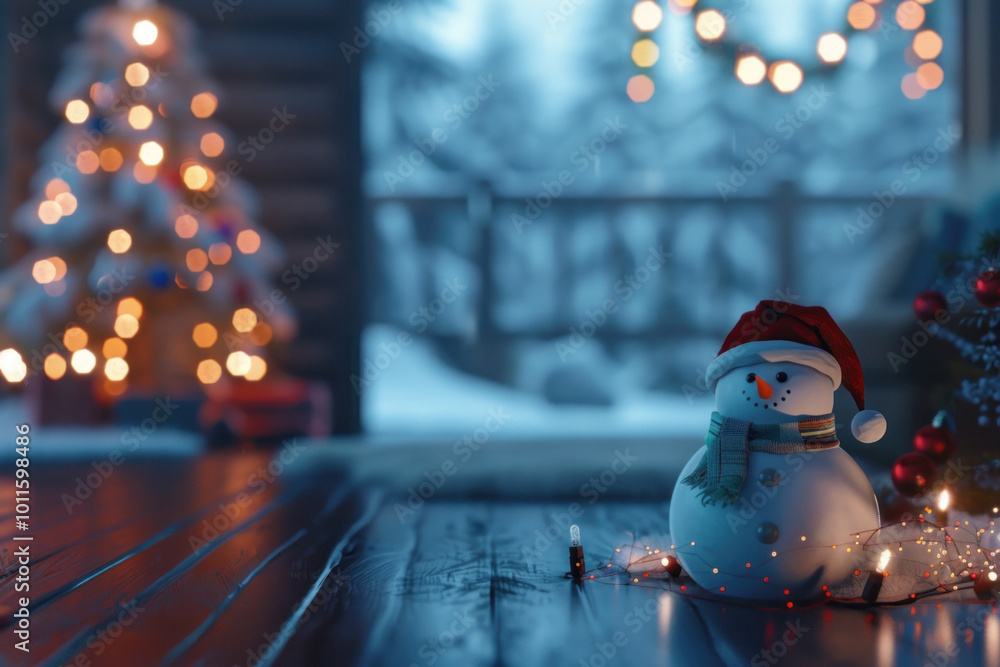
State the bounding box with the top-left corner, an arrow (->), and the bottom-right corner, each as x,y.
975,271 -> 1000,308
891,452 -> 937,498
912,425 -> 955,464
913,290 -> 947,322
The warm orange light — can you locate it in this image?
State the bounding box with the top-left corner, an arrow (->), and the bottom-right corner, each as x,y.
0,349 -> 27,383
45,179 -> 70,199
65,99 -> 89,124
175,214 -> 199,238
913,30 -> 943,59
632,1 -> 664,31
769,61 -> 803,93
124,63 -> 150,86
70,349 -> 97,374
901,72 -> 926,99
817,33 -> 848,64
847,2 -> 877,29
48,256 -> 67,281
104,357 -> 129,382
236,230 -> 261,254
896,1 -> 925,30
196,271 -> 214,292
916,62 -> 944,90
98,148 -> 123,172
55,192 -> 78,215
114,314 -> 140,338
44,353 -> 66,380
133,20 -> 158,46
103,338 -> 128,358
694,10 -> 725,41
249,322 -> 273,346
226,351 -> 252,376
191,93 -> 218,119
77,151 -> 100,174
182,164 -> 211,190
128,105 -> 154,130
736,54 -> 767,85
197,359 -> 222,384
107,229 -> 132,254
201,133 -> 225,157
139,141 -> 164,166
63,327 -> 88,352
627,75 -> 655,103
192,323 -> 218,348
245,355 -> 267,381
38,201 -> 62,225
32,259 -> 57,284
233,308 -> 258,333
186,249 -> 209,272
117,297 -> 143,319
208,243 -> 232,265
134,162 -> 157,184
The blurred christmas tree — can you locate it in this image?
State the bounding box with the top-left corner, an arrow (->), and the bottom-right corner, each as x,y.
0,0 -> 295,399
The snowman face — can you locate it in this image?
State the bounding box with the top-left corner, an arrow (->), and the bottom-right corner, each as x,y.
715,361 -> 834,423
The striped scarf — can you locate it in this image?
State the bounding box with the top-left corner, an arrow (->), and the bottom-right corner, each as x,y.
681,412 -> 839,507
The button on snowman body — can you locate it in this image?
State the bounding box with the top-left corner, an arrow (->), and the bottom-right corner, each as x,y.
669,301 -> 886,601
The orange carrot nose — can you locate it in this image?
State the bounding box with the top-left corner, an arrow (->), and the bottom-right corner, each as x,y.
755,376 -> 773,399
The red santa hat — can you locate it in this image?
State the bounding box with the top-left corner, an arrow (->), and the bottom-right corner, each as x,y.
705,300 -> 886,443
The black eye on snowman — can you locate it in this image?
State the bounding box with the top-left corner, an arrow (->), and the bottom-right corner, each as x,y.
776,372 -> 788,383
746,373 -> 756,383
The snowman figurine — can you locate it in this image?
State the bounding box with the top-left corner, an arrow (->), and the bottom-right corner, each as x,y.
669,301 -> 887,601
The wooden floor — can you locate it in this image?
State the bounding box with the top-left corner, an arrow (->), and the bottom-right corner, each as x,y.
0,450 -> 998,666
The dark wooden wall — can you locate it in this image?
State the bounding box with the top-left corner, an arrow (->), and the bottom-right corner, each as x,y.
3,0 -> 362,433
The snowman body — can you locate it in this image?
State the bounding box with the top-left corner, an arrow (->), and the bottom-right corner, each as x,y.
669,360 -> 879,601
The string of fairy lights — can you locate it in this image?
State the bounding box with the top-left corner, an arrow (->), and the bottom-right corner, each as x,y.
627,0 -> 944,102
568,496 -> 1000,606
0,9 -> 275,392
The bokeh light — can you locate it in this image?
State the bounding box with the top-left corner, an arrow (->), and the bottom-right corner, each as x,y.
108,229 -> 132,253
631,39 -> 660,68
632,1 -> 664,31
896,1 -> 925,30
175,214 -> 199,238
208,242 -> 232,265
191,93 -> 218,118
100,148 -> 123,172
128,105 -> 154,130
694,10 -> 725,41
125,62 -> 150,86
32,259 -> 56,284
193,323 -> 218,348
196,271 -> 214,291
114,314 -> 140,338
105,357 -> 129,382
769,61 -> 803,93
133,20 -> 158,46
913,30 -> 943,59
44,354 -> 67,380
226,351 -> 252,376
0,349 -> 27,383
847,2 -> 877,30
817,33 -> 848,64
63,327 -> 88,352
55,192 -> 78,215
245,356 -> 267,381
77,150 -> 100,174
901,72 -> 926,99
139,141 -> 164,166
233,308 -> 258,333
916,62 -> 944,90
117,297 -> 143,319
103,338 -> 128,358
250,322 -> 273,346
65,99 -> 89,124
45,179 -> 70,199
71,349 -> 97,374
38,200 -> 62,225
237,230 -> 261,254
182,164 -> 211,190
201,133 -> 225,157
197,359 -> 222,384
627,75 -> 655,103
187,249 -> 209,272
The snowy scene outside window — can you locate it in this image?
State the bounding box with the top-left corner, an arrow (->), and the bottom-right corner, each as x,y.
360,0 -> 960,437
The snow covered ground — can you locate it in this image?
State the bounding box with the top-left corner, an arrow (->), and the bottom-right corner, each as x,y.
362,324 -> 713,441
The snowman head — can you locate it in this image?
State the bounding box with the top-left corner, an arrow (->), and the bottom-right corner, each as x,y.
715,360 -> 834,423
706,301 -> 886,442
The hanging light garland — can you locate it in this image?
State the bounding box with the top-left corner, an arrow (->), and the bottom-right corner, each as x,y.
627,0 -> 944,100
